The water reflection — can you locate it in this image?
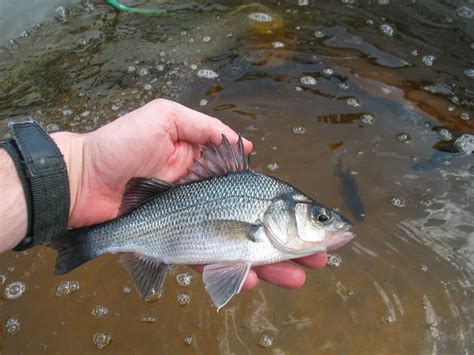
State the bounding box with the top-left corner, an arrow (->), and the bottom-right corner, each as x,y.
0,0 -> 472,353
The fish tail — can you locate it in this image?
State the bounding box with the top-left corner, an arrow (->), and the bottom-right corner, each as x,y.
49,228 -> 96,275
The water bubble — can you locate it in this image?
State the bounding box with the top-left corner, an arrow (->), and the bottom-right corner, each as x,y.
314,30 -> 325,38
258,335 -> 273,348
199,99 -> 208,107
202,36 -> 212,43
384,314 -> 396,324
379,24 -> 394,36
91,305 -> 109,318
327,254 -> 342,267
322,68 -> 334,77
140,315 -> 157,323
448,106 -> 455,112
272,41 -> 285,49
5,317 -> 20,336
56,281 -> 80,297
159,51 -> 166,57
184,335 -> 193,346
4,281 -> 26,300
298,0 -> 309,5
366,19 -> 374,25
438,128 -> 453,141
464,68 -> 474,78
248,13 -> 273,23
339,82 -> 349,90
46,123 -> 60,133
420,264 -> 428,272
267,163 -> 279,171
63,109 -> 73,117
460,112 -> 470,121
454,134 -> 474,155
390,197 -> 406,208
411,49 -> 418,56
295,86 -> 302,92
378,0 -> 390,4
292,126 -> 306,135
144,84 -> 152,91
127,66 -> 136,73
0,274 -> 6,285
92,331 -> 111,350
177,292 -> 191,306
457,5 -> 474,19
139,68 -> 149,77
197,69 -> 219,80
347,98 -> 360,107
176,272 -> 193,287
54,6 -> 67,22
422,55 -> 436,66
396,132 -> 411,143
190,64 -> 198,71
122,286 -> 131,294
180,31 -> 187,36
300,76 -> 317,85
361,114 -> 375,125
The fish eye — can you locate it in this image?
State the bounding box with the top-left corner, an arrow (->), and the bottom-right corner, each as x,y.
314,209 -> 332,224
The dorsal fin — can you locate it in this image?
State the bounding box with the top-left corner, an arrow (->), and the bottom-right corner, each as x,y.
178,134 -> 251,184
119,177 -> 174,215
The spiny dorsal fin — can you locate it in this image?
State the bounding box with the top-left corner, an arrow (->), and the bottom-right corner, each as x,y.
178,134 -> 251,184
119,177 -> 174,215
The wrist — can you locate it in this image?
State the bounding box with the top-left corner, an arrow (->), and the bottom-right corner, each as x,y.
0,149 -> 28,252
50,132 -> 85,228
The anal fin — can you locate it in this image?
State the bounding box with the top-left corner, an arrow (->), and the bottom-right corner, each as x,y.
120,254 -> 171,300
203,262 -> 251,311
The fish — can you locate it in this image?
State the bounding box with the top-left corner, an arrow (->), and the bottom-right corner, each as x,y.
334,161 -> 365,222
50,136 -> 355,310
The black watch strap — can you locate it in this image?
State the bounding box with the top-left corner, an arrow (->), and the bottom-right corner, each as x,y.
1,120 -> 70,251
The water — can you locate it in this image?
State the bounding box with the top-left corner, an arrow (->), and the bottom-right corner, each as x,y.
0,0 -> 473,353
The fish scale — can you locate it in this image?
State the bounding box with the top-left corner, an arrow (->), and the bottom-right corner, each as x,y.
51,135 -> 354,310
90,171 -> 293,265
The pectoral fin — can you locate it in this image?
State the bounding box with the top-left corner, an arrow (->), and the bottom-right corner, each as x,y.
120,254 -> 171,300
203,262 -> 251,311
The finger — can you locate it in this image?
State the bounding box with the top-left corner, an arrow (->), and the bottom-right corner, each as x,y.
190,265 -> 258,290
293,252 -> 327,269
253,262 -> 306,289
155,99 -> 253,152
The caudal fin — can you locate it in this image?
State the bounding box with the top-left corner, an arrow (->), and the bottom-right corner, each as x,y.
49,229 -> 94,275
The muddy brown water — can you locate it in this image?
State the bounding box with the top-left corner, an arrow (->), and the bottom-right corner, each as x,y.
0,1 -> 473,353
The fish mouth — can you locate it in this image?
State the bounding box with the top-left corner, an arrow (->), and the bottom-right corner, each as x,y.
319,227 -> 356,252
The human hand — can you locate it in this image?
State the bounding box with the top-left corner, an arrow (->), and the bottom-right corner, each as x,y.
52,99 -> 326,289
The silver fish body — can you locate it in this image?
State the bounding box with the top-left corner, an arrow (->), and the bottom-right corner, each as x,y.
51,136 -> 355,310
89,171 -> 294,265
